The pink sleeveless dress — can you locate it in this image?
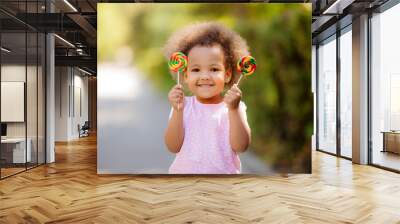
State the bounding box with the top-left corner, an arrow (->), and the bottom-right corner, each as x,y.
168,96 -> 246,174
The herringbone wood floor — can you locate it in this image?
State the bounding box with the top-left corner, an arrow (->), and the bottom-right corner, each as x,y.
1,134 -> 400,223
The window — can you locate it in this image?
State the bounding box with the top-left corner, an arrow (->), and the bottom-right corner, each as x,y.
339,27 -> 352,158
371,3 -> 400,171
317,35 -> 337,154
0,1 -> 46,179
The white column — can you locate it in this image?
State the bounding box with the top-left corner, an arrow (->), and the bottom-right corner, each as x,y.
46,1 -> 55,163
352,14 -> 369,164
46,33 -> 55,163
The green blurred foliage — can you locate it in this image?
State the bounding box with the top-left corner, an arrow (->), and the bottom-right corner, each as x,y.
98,3 -> 312,173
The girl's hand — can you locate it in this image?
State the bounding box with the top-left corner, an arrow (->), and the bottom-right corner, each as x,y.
224,84 -> 242,110
168,84 -> 185,111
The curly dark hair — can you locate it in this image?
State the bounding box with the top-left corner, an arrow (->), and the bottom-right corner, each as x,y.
163,22 -> 249,87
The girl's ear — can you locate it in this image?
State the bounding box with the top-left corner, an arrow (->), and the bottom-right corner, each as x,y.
225,69 -> 232,83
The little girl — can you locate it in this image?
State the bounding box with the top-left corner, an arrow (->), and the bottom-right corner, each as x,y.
163,22 -> 251,174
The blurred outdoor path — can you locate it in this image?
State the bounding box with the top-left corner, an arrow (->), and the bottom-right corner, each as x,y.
100,62 -> 272,174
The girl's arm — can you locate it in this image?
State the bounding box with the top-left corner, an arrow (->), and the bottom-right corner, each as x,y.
228,107 -> 251,153
224,84 -> 251,153
164,109 -> 185,153
164,84 -> 185,153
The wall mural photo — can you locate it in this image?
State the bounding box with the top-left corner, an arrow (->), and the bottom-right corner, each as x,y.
97,3 -> 312,174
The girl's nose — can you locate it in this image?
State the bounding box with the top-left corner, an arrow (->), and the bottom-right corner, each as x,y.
199,72 -> 211,80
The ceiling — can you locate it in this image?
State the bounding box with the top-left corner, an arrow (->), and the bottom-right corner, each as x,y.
0,0 -> 316,76
4,0 -> 390,73
311,0 -> 390,43
0,0 -> 97,74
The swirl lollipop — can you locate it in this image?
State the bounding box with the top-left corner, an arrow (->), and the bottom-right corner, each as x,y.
168,52 -> 188,110
169,52 -> 188,85
236,55 -> 256,85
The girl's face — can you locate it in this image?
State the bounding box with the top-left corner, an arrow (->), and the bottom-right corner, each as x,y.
184,44 -> 231,103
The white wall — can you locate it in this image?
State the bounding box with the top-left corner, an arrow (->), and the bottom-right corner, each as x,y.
55,66 -> 69,141
73,73 -> 89,137
1,65 -> 37,138
1,63 -> 46,164
55,67 -> 89,141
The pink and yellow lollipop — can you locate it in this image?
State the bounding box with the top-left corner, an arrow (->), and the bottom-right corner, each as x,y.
236,55 -> 256,85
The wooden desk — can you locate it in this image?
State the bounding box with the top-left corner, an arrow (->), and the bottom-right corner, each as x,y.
381,131 -> 400,154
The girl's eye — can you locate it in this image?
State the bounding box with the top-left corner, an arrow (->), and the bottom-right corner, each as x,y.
211,68 -> 219,72
191,68 -> 200,72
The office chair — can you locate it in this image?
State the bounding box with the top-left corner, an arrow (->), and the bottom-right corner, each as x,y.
79,121 -> 90,138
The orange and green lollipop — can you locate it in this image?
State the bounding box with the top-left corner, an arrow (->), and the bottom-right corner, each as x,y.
168,52 -> 188,110
169,52 -> 188,86
236,55 -> 256,85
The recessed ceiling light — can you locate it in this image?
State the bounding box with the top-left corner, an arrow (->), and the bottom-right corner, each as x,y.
322,0 -> 354,15
54,34 -> 75,48
63,0 -> 78,12
78,67 -> 92,76
1,47 -> 11,53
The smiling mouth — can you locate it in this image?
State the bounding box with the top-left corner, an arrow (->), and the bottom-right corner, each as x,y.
196,84 -> 214,87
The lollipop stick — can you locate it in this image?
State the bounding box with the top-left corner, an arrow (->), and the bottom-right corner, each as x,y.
177,71 -> 180,86
236,74 -> 244,86
177,71 -> 180,111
